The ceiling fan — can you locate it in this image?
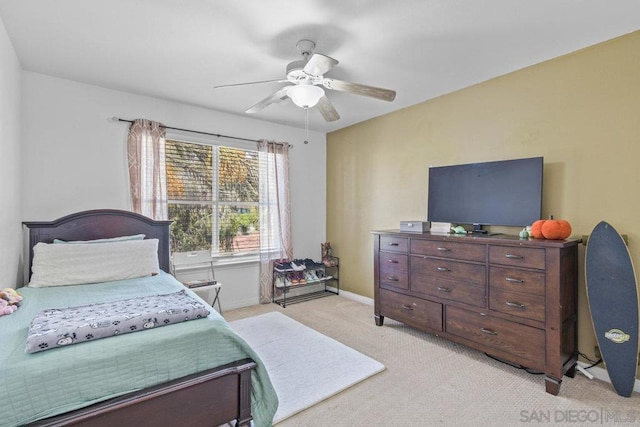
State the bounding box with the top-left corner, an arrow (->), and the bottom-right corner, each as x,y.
214,40 -> 396,122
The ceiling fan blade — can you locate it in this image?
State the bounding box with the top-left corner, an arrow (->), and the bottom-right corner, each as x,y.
317,96 -> 340,122
303,53 -> 338,77
245,87 -> 290,114
322,78 -> 396,102
214,79 -> 288,89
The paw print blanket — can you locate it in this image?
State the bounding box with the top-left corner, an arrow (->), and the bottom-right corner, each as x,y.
26,290 -> 209,353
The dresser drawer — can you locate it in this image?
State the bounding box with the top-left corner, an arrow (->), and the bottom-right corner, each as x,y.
445,306 -> 545,370
380,236 -> 408,253
489,288 -> 545,322
489,245 -> 545,269
411,239 -> 485,262
379,288 -> 443,331
411,256 -> 486,286
379,252 -> 409,290
489,266 -> 545,296
411,273 -> 486,307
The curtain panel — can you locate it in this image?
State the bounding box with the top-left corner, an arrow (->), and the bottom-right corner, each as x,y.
127,119 -> 168,220
258,140 -> 292,303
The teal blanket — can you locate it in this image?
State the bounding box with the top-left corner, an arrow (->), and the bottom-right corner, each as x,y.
1,272 -> 277,427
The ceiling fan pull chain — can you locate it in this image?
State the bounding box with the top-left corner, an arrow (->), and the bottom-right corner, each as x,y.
304,107 -> 310,144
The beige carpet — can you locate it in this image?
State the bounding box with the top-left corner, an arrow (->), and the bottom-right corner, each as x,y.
225,295 -> 640,426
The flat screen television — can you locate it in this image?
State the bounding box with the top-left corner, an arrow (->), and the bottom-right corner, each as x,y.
427,157 -> 543,233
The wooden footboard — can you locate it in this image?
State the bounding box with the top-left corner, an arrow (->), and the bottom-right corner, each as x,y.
26,358 -> 257,427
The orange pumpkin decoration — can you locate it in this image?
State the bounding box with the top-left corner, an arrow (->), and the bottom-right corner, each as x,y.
529,218 -> 572,240
530,219 -> 546,239
541,219 -> 572,240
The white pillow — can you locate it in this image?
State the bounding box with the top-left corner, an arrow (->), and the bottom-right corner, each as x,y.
53,234 -> 146,244
29,239 -> 160,287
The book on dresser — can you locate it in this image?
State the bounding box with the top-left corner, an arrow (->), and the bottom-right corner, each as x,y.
372,229 -> 579,395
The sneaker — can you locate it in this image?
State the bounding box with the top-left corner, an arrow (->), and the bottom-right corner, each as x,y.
284,274 -> 294,287
290,273 -> 299,285
290,261 -> 306,271
275,276 -> 285,288
274,261 -> 292,272
304,271 -> 317,283
307,270 -> 319,282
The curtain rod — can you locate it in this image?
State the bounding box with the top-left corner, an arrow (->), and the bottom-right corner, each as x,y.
113,117 -> 262,144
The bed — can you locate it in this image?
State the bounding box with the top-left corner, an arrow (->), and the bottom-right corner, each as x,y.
2,209 -> 277,427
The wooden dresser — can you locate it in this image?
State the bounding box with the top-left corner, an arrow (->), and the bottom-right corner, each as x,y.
373,230 -> 579,395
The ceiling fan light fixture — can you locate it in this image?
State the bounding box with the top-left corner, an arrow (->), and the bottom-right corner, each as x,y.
287,85 -> 325,109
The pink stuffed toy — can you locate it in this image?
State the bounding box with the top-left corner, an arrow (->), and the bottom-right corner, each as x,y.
0,298 -> 16,316
0,288 -> 22,316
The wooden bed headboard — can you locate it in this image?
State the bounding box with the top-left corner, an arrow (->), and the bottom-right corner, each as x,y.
23,209 -> 172,280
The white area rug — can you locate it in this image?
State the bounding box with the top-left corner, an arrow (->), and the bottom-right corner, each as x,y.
229,311 -> 385,424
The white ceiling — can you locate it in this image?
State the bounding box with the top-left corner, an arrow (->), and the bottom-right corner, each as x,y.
1,0 -> 639,133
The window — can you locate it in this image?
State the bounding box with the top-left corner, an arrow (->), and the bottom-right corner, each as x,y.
166,139 -> 260,257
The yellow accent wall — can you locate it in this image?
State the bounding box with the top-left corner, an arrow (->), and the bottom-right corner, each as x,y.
327,30 -> 640,363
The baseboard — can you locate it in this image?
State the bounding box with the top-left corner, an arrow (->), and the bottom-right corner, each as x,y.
576,361 -> 640,394
336,289 -> 374,306
221,297 -> 260,312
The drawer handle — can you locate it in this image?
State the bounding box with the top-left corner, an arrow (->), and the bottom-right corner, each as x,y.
505,277 -> 524,284
401,304 -> 414,311
387,276 -> 399,282
436,267 -> 450,272
437,286 -> 451,293
480,328 -> 498,336
387,259 -> 399,264
437,247 -> 450,252
388,243 -> 399,246
505,301 -> 526,309
505,254 -> 523,259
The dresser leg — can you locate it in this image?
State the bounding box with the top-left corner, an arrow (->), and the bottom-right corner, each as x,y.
565,363 -> 577,378
545,376 -> 561,395
375,314 -> 384,326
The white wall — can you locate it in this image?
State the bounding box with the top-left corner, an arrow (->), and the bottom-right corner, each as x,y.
21,72 -> 327,308
0,15 -> 22,287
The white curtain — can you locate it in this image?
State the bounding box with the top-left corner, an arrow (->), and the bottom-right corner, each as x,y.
258,140 -> 292,303
127,119 -> 168,220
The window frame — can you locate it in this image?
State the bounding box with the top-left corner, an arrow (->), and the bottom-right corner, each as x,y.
165,132 -> 261,263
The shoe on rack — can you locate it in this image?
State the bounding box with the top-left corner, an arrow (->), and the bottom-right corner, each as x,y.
307,270 -> 319,282
290,261 -> 306,271
285,274 -> 294,287
275,276 -> 285,288
274,261 -> 292,272
304,271 -> 317,283
297,272 -> 307,285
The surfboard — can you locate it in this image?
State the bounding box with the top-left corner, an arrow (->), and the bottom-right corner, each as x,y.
585,221 -> 639,397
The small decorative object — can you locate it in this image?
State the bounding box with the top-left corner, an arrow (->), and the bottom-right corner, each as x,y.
0,298 -> 16,316
451,225 -> 467,234
519,228 -> 529,239
321,242 -> 338,267
0,288 -> 22,316
530,219 -> 546,238
530,216 -> 572,240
